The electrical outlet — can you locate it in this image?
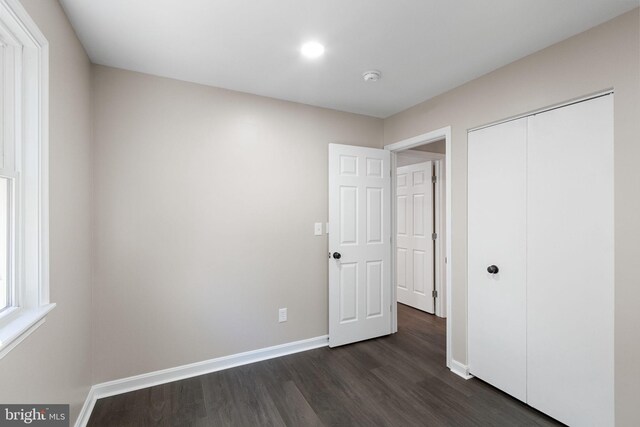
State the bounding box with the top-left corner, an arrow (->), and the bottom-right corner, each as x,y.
278,308 -> 287,323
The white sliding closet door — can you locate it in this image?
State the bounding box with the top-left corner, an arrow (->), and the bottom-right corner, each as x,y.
467,118 -> 527,402
396,161 -> 435,314
527,95 -> 614,426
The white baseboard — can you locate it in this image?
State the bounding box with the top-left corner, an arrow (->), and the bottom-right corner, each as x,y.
75,335 -> 329,427
450,359 -> 474,380
74,386 -> 96,427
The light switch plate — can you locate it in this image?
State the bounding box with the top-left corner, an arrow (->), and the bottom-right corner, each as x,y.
278,308 -> 287,322
314,222 -> 323,236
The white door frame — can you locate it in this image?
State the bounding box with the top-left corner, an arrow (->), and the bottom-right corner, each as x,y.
384,126 -> 452,369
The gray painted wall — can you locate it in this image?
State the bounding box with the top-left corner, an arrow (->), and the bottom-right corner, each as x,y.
0,0 -> 93,424
91,65 -> 383,383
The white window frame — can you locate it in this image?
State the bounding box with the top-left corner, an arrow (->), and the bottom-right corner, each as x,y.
0,0 -> 52,359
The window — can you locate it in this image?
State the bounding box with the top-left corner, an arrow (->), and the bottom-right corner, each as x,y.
0,0 -> 52,359
0,176 -> 10,312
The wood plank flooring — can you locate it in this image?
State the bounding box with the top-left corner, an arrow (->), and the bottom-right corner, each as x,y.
88,304 -> 562,426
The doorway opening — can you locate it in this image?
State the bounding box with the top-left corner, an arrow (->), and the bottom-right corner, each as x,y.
395,142 -> 446,316
384,127 -> 452,370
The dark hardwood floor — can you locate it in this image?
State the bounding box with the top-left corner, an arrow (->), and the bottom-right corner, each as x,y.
88,304 -> 561,426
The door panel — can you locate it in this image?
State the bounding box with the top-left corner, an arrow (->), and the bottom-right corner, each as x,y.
413,250 -> 425,294
396,161 -> 435,313
413,194 -> 425,236
339,263 -> 358,323
397,248 -> 407,289
526,95 -> 614,426
366,188 -> 383,243
468,118 -> 527,402
366,261 -> 383,318
397,194 -> 407,235
329,144 -> 391,347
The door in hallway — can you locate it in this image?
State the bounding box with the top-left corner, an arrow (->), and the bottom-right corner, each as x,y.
396,161 -> 435,314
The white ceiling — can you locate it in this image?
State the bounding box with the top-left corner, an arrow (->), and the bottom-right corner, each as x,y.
59,0 -> 638,118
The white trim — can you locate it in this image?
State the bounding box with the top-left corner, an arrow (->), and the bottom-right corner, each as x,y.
468,89 -> 613,133
390,152 -> 399,333
0,302 -> 54,358
395,149 -> 444,165
384,126 -> 452,370
74,335 -> 329,427
433,158 -> 446,318
0,0 -> 51,359
385,127 -> 449,152
450,359 -> 473,380
74,387 -> 96,427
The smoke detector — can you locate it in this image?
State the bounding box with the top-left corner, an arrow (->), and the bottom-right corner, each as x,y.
362,70 -> 382,82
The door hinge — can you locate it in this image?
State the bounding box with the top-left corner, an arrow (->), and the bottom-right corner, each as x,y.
432,175 -> 437,184
432,232 -> 438,240
432,290 -> 438,298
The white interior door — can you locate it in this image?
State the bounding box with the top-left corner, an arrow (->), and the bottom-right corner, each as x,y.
468,118 -> 528,402
526,95 -> 614,426
396,162 -> 435,314
328,143 -> 391,347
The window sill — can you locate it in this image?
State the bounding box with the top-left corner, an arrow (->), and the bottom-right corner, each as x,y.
0,303 -> 56,359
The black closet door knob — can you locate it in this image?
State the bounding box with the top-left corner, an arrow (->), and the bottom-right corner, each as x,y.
333,252 -> 342,260
487,265 -> 499,274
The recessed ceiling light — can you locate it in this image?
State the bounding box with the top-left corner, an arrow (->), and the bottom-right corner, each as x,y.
301,41 -> 325,59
